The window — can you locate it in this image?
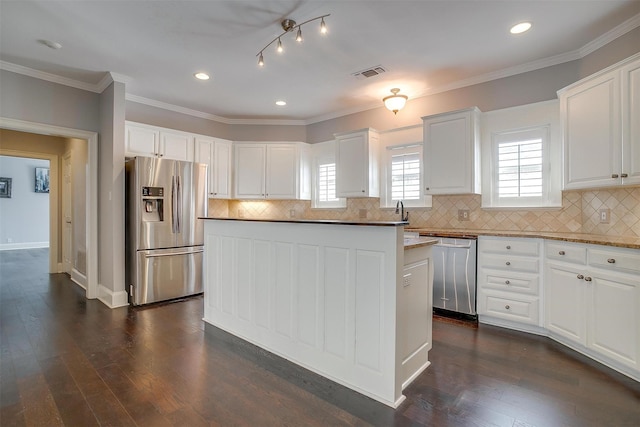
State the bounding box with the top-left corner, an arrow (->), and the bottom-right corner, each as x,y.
488,125 -> 559,208
317,162 -> 338,203
311,141 -> 346,209
381,144 -> 430,208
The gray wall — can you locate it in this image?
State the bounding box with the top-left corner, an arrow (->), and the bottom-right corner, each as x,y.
0,156 -> 50,247
0,70 -> 101,131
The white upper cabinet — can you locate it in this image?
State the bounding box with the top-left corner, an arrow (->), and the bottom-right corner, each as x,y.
335,128 -> 379,198
233,142 -> 310,200
422,107 -> 481,194
621,58 -> 640,186
559,54 -> 640,189
194,136 -> 233,199
125,121 -> 194,161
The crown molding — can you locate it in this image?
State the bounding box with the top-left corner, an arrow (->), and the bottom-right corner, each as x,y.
0,60 -> 104,93
579,12 -> 640,57
3,12 -> 639,126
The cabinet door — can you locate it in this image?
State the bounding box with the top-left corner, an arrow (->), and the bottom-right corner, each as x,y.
588,273 -> 639,370
423,108 -> 479,194
213,140 -> 232,199
234,144 -> 265,198
160,131 -> 194,161
562,71 -> 621,189
194,137 -> 215,197
545,263 -> 587,345
266,145 -> 297,199
125,124 -> 159,157
621,59 -> 640,185
336,134 -> 367,197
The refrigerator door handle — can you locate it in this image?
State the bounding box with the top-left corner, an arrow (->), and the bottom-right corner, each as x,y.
144,248 -> 203,258
171,176 -> 177,233
176,175 -> 182,233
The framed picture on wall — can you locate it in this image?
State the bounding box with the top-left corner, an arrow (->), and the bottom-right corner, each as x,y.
0,177 -> 12,198
35,167 -> 50,193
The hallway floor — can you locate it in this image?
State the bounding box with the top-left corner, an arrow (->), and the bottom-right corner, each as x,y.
1,249 -> 639,426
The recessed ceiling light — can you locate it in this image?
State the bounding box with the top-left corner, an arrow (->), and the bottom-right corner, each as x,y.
38,39 -> 62,50
194,72 -> 210,80
510,22 -> 532,34
275,100 -> 287,106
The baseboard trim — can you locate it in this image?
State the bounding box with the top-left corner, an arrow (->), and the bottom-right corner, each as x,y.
70,268 -> 87,290
97,284 -> 129,308
0,242 -> 49,251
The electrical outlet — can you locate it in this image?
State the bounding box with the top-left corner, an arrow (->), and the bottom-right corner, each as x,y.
599,208 -> 610,224
7,237 -> 13,243
359,209 -> 367,219
289,209 -> 296,218
237,208 -> 244,218
458,209 -> 470,221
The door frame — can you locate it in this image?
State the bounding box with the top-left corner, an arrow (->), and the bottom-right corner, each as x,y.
62,150 -> 72,274
0,117 -> 98,300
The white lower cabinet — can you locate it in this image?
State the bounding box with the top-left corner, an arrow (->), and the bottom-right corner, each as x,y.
477,236 -> 543,331
545,240 -> 640,379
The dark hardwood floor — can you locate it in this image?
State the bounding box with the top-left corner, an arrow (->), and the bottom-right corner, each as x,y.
1,249 -> 639,426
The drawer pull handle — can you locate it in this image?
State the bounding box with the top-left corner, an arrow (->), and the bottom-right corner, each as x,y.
584,276 -> 592,282
505,305 -> 510,310
505,280 -> 510,285
506,245 -> 511,250
611,173 -> 619,178
607,258 -> 616,264
621,173 -> 628,178
506,261 -> 511,266
577,274 -> 584,280
559,251 -> 565,255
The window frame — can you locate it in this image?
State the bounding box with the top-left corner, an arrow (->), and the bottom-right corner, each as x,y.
489,125 -> 556,208
381,142 -> 431,208
311,145 -> 346,209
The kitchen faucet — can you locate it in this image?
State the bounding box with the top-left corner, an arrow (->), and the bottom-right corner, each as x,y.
395,200 -> 409,222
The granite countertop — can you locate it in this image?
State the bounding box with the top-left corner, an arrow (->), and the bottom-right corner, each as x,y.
405,227 -> 640,249
403,236 -> 439,249
202,217 -> 408,227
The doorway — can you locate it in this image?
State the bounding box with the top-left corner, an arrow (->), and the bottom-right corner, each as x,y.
0,118 -> 98,300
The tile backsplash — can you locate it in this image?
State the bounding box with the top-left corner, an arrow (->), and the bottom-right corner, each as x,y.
209,187 -> 640,238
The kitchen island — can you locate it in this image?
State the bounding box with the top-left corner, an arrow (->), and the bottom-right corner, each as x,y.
201,218 -> 437,407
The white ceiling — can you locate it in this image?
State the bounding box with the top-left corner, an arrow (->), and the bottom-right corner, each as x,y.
1,1 -> 639,123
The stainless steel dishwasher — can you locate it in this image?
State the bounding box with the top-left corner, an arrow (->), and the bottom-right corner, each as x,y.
431,236 -> 478,319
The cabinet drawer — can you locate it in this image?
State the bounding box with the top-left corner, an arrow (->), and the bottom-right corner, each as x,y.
546,242 -> 587,265
480,271 -> 539,295
589,247 -> 640,274
479,292 -> 539,325
479,238 -> 540,256
480,254 -> 539,273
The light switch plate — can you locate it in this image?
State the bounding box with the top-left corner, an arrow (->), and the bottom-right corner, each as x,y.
458,209 -> 470,221
599,208 -> 610,223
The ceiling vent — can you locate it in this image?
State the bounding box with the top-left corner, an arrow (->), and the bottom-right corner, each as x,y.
352,65 -> 387,80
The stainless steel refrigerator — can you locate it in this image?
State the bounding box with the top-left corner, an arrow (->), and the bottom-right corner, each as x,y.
125,156 -> 207,306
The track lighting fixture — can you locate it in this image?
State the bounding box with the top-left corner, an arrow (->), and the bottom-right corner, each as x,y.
256,14 -> 330,67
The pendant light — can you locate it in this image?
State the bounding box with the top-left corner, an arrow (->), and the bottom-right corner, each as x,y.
383,88 -> 408,115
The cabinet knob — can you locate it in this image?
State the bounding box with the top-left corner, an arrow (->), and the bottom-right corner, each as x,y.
577,274 -> 584,279
506,245 -> 511,249
611,173 -> 619,178
505,305 -> 510,310
159,154 -> 164,158
505,280 -> 510,285
621,173 -> 628,178
584,276 -> 592,282
362,190 -> 365,193
426,187 -> 430,191
559,251 -> 565,255
607,258 -> 615,264
506,261 -> 511,266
